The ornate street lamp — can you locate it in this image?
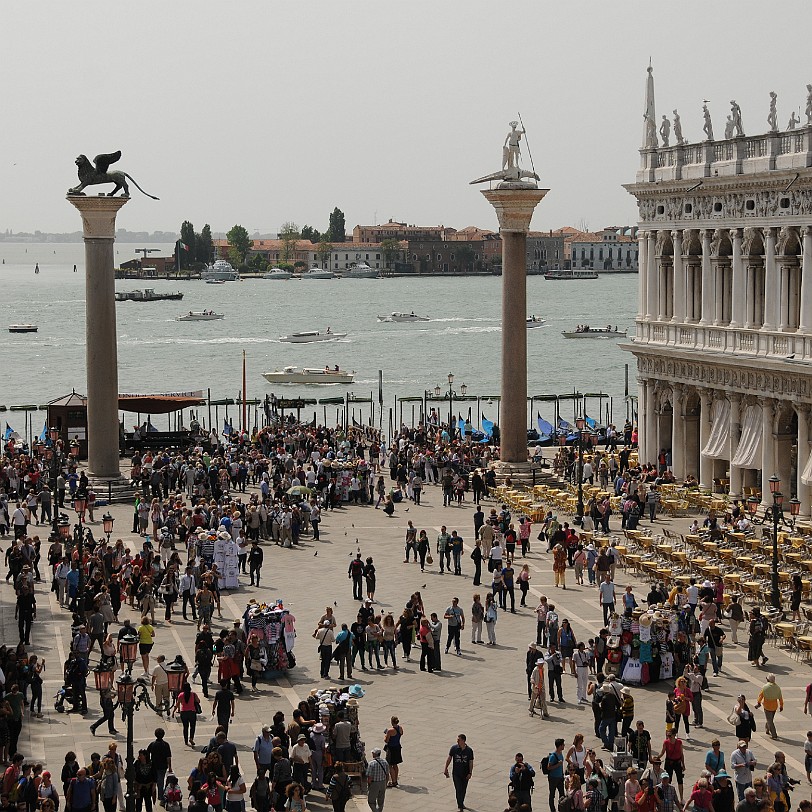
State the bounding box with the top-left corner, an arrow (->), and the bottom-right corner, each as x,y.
163,656 -> 189,714
116,673 -> 137,812
93,662 -> 116,692
74,495 -> 87,523
119,632 -> 139,675
575,416 -> 586,525
103,512 -> 114,542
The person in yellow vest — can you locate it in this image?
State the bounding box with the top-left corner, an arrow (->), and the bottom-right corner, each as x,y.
755,674 -> 783,740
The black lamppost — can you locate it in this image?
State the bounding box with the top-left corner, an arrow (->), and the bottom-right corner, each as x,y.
747,475 -> 801,611
72,495 -> 89,615
434,374 -> 467,436
116,672 -> 137,812
102,513 -> 115,544
575,416 -> 586,525
47,427 -> 67,536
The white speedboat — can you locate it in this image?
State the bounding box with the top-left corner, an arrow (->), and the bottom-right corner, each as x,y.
299,267 -> 336,280
201,260 -> 239,282
262,267 -> 292,280
177,311 -> 225,321
377,312 -> 430,323
262,366 -> 355,384
562,326 -> 627,338
526,316 -> 546,328
344,262 -> 379,279
278,329 -> 346,343
544,269 -> 598,280
8,324 -> 38,333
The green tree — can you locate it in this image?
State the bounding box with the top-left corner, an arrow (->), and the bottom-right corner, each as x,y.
279,221 -> 300,264
380,238 -> 402,270
247,253 -> 269,273
226,224 -> 252,264
196,223 -> 213,264
455,244 -> 476,273
317,240 -> 333,269
328,207 -> 346,243
300,225 -> 321,243
179,220 -> 196,270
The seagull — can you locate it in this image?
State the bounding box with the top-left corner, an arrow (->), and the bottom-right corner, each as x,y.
313,551 -> 318,556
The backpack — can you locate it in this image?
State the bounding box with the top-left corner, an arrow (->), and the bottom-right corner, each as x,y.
9,777 -> 26,804
540,753 -> 556,776
606,775 -> 620,800
558,795 -> 573,812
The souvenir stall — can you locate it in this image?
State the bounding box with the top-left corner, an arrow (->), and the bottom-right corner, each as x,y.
242,600 -> 297,677
306,685 -> 368,788
214,530 -> 240,589
605,608 -> 678,687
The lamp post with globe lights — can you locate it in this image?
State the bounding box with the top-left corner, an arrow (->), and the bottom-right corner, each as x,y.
434,373 -> 467,436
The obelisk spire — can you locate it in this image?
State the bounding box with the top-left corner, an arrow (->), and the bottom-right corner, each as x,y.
642,60 -> 657,149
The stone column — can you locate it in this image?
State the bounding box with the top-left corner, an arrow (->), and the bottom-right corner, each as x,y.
67,195 -> 129,479
763,227 -> 777,331
645,381 -> 657,465
728,393 -> 743,498
671,383 -> 685,479
638,379 -> 649,464
699,230 -> 713,325
645,231 -> 658,320
730,228 -> 744,328
672,231 -> 685,323
638,230 -> 648,321
761,399 -> 776,504
699,388 -> 713,489
481,187 -> 548,466
778,265 -> 790,331
800,227 -> 812,332
797,404 -> 811,517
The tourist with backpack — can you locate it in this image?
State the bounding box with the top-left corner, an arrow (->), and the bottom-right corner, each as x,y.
543,739 -> 566,812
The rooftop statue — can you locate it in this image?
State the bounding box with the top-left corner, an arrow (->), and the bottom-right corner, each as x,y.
724,115 -> 735,140
788,111 -> 800,131
767,91 -> 778,133
806,84 -> 812,125
673,110 -> 684,146
659,115 -> 671,147
702,102 -> 714,141
67,151 -> 159,199
470,121 -> 540,188
730,100 -> 745,137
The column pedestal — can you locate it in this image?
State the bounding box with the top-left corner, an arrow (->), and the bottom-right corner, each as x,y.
67,194 -> 129,479
481,186 -> 548,464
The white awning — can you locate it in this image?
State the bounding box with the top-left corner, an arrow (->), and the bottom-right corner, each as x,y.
701,397 -> 731,459
731,404 -> 763,469
801,443 -> 812,486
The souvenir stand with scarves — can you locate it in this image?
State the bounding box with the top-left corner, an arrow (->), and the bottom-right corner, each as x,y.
214,531 -> 240,589
604,607 -> 678,687
242,599 -> 297,678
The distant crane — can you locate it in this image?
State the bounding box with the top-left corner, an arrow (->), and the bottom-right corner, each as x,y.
134,248 -> 160,262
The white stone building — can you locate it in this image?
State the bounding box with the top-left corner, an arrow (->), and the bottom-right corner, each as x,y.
624,68 -> 812,513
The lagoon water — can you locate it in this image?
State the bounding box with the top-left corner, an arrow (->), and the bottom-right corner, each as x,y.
0,242 -> 637,434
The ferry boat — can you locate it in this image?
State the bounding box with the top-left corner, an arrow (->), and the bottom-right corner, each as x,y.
262,268 -> 292,280
377,312 -> 430,323
177,311 -> 225,321
299,267 -> 336,280
544,269 -> 599,280
526,316 -> 546,328
115,288 -> 184,302
561,325 -> 627,339
262,366 -> 355,384
8,324 -> 38,333
201,260 -> 239,282
278,329 -> 346,343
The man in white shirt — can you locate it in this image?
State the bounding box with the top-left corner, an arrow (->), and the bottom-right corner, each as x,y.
179,567 -> 197,621
599,575 -> 616,626
151,654 -> 170,714
11,503 -> 27,539
290,734 -> 312,788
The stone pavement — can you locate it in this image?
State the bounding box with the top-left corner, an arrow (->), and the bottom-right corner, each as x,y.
10,482 -> 812,812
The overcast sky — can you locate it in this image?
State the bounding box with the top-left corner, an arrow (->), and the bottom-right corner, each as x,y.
2,1 -> 810,236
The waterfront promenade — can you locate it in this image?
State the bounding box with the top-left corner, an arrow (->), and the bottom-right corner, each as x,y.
8,476 -> 812,812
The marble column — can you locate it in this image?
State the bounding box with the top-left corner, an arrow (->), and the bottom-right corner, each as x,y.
778,265 -> 790,331
481,187 -> 547,465
638,379 -> 649,465
699,389 -> 713,489
728,393 -> 743,498
638,231 -> 648,321
645,380 -> 657,465
730,228 -> 744,328
800,227 -> 812,332
797,404 -> 811,517
700,230 -> 713,325
672,231 -> 685,323
671,383 -> 685,479
763,228 -> 777,331
67,195 -> 129,478
761,399 -> 776,504
646,231 -> 658,320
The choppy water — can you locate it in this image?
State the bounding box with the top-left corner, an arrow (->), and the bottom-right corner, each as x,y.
0,243 -> 637,435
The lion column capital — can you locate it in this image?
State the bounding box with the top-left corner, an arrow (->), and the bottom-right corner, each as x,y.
67,195 -> 129,240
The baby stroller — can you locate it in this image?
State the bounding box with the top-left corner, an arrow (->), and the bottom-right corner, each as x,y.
54,684 -> 77,713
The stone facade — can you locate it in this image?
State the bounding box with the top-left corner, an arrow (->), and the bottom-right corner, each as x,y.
624,70 -> 812,514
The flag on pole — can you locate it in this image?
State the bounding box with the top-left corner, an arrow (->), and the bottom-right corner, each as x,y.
39,421 -> 47,442
3,424 -> 19,441
177,241 -> 190,252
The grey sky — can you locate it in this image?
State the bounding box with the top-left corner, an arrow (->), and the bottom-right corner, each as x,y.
2,0 -> 809,236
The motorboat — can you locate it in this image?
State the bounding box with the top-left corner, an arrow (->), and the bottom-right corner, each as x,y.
115,288 -> 183,302
561,325 -> 627,338
526,316 -> 546,328
299,266 -> 336,280
201,260 -> 239,282
177,311 -> 225,321
262,366 -> 355,384
278,329 -> 346,343
377,312 -> 430,323
205,279 -> 226,285
8,324 -> 38,333
344,262 -> 379,279
544,269 -> 598,280
262,267 -> 292,280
